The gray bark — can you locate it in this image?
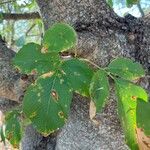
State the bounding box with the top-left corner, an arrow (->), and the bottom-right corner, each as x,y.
0,0 -> 150,149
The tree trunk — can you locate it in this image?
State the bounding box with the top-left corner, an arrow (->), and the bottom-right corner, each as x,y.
0,0 -> 150,149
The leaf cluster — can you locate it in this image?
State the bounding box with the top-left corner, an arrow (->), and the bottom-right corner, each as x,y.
1,23 -> 150,150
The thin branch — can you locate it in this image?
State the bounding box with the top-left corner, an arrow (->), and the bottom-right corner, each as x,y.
1,12 -> 41,20
25,23 -> 36,36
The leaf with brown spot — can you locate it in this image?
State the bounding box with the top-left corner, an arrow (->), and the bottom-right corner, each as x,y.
13,43 -> 60,75
23,74 -> 73,136
51,90 -> 59,102
107,58 -> 145,81
137,99 -> 150,137
41,46 -> 48,53
41,72 -> 54,78
5,110 -> 22,148
115,78 -> 148,150
136,128 -> 150,150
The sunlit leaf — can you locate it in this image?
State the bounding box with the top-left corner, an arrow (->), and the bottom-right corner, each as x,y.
43,23 -> 77,52
107,58 -> 145,80
89,69 -> 109,112
115,78 -> 148,150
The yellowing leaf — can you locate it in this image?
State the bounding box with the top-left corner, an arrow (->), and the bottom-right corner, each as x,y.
115,78 -> 148,150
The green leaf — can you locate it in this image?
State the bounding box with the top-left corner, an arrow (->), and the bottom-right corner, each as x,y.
107,58 -> 145,80
136,99 -> 150,136
61,59 -> 94,97
43,23 -> 77,52
13,43 -> 60,75
0,126 -> 5,144
23,74 -> 73,136
5,111 -> 22,148
115,78 -> 148,150
89,69 -> 109,112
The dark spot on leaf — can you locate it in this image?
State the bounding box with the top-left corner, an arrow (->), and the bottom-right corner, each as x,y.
21,74 -> 28,81
131,96 -> 137,100
58,111 -> 64,118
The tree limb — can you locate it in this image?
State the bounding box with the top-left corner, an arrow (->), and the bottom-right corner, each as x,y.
1,12 -> 41,20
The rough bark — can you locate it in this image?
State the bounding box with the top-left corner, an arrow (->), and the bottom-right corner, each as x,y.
0,0 -> 150,149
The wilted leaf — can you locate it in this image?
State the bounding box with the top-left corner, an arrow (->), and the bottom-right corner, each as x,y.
61,58 -> 94,97
13,43 -> 60,75
115,78 -> 148,150
23,73 -> 73,136
43,23 -> 77,52
107,58 -> 145,80
89,69 -> 109,112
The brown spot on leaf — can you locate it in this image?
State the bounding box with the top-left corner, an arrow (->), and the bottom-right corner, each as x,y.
131,96 -> 137,101
41,132 -> 50,137
136,128 -> 150,150
58,111 -> 64,118
41,72 -> 54,78
51,90 -> 59,102
21,74 -> 28,81
41,46 -> 48,53
15,66 -> 21,73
